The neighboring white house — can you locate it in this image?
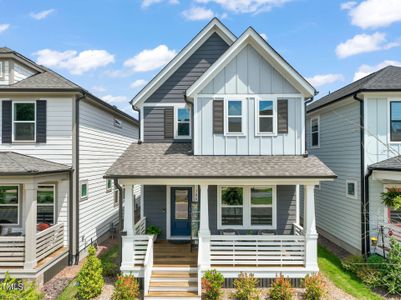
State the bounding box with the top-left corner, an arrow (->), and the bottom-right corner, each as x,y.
106,18 -> 336,299
306,65 -> 401,256
0,47 -> 138,284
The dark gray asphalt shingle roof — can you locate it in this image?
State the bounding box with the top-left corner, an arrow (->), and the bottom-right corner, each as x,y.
0,152 -> 72,175
369,155 -> 401,171
105,143 -> 336,179
308,66 -> 401,112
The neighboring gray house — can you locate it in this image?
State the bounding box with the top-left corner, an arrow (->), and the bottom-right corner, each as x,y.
106,18 -> 335,299
0,48 -> 138,284
306,65 -> 401,256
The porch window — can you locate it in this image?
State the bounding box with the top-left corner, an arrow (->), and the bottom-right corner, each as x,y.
390,101 -> 401,142
0,186 -> 19,225
256,100 -> 274,134
390,208 -> 401,223
251,187 -> 273,225
175,107 -> 191,138
221,187 -> 243,226
37,185 -> 55,224
13,102 -> 36,141
226,100 -> 243,134
310,116 -> 319,148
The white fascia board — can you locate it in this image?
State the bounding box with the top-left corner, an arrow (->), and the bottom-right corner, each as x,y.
130,18 -> 236,109
187,27 -> 316,99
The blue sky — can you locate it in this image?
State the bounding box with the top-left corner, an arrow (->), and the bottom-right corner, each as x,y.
1,0 -> 401,116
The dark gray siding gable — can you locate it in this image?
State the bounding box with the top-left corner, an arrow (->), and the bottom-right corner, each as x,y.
146,32 -> 229,104
144,185 -> 167,239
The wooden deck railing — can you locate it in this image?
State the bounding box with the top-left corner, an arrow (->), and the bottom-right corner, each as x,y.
36,223 -> 64,261
293,223 -> 304,236
210,235 -> 305,267
134,217 -> 146,235
0,236 -> 25,267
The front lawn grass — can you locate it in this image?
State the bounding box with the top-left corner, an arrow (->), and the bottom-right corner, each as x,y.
318,245 -> 383,300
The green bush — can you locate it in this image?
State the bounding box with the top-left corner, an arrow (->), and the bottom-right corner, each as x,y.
77,245 -> 104,299
356,267 -> 382,288
201,269 -> 224,300
0,272 -> 43,300
304,273 -> 326,300
381,238 -> 401,294
146,225 -> 161,236
102,261 -> 120,278
233,272 -> 260,300
112,274 -> 140,300
269,274 -> 293,300
366,254 -> 385,270
341,255 -> 364,273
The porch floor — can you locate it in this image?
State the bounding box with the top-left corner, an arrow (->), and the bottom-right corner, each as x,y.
154,241 -> 197,267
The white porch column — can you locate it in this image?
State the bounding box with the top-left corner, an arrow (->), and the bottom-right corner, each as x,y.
24,182 -> 38,269
304,184 -> 318,270
199,184 -> 210,268
121,185 -> 135,270
295,185 -> 300,225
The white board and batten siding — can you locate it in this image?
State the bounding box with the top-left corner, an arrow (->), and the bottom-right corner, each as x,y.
195,44 -> 303,156
307,98 -> 362,253
78,100 -> 138,251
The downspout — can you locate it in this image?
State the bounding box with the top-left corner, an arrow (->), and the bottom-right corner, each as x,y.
133,106 -> 142,144
353,92 -> 369,258
68,169 -> 74,265
304,96 -> 314,156
184,94 -> 194,152
114,179 -> 124,266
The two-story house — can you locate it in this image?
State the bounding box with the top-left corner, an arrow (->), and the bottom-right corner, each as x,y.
306,65 -> 401,257
106,19 -> 335,299
0,47 -> 138,284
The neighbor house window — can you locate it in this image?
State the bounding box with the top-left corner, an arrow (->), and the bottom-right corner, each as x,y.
80,181 -> 88,200
0,61 -> 4,79
251,187 -> 273,225
226,100 -> 243,134
310,116 -> 320,148
390,208 -> 401,224
0,186 -> 19,225
220,187 -> 243,226
13,102 -> 36,141
390,101 -> 401,142
346,180 -> 357,199
37,185 -> 55,224
175,107 -> 191,138
106,179 -> 112,193
256,100 -> 274,134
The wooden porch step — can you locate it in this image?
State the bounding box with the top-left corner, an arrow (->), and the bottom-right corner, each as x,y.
152,272 -> 197,279
150,281 -> 197,288
145,291 -> 200,299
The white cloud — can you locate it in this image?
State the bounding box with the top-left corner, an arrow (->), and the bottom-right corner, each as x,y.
306,74 -> 344,87
195,0 -> 290,14
347,0 -> 401,29
0,24 -> 10,33
260,33 -> 268,40
91,85 -> 107,93
182,6 -> 215,20
124,45 -> 176,72
101,94 -> 128,104
30,9 -> 55,20
340,1 -> 357,10
34,49 -> 115,75
130,79 -> 148,89
335,32 -> 400,58
353,60 -> 401,81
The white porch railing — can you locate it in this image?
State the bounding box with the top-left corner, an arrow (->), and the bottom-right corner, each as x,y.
143,235 -> 154,296
134,217 -> 146,235
209,235 -> 305,267
36,223 -> 64,261
0,236 -> 25,267
293,223 -> 304,236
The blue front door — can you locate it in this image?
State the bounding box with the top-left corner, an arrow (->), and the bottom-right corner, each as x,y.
171,187 -> 191,237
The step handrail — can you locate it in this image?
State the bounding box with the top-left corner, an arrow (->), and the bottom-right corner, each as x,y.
143,235 -> 154,296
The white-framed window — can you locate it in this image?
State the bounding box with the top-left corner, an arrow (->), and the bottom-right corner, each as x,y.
113,119 -> 122,129
106,179 -> 113,193
225,99 -> 245,135
346,180 -> 357,199
314,184 -> 321,190
175,106 -> 191,138
80,181 -> 88,201
310,116 -> 320,148
0,185 -> 19,225
12,101 -> 36,142
389,101 -> 401,142
0,61 -> 4,79
37,185 -> 55,225
256,99 -> 275,135
218,186 -> 276,229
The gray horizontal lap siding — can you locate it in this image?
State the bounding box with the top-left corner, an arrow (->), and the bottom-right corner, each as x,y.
146,33 -> 230,104
144,185 -> 167,239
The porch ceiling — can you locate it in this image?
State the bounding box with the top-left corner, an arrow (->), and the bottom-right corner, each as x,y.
105,142 -> 336,179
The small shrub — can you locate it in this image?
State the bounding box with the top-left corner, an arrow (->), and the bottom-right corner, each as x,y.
304,273 -> 326,300
102,261 -> 120,278
146,225 -> 161,236
0,272 -> 43,300
269,274 -> 293,300
112,274 -> 140,300
356,267 -> 382,288
201,269 -> 224,300
77,245 -> 104,299
341,255 -> 364,273
366,254 -> 385,270
381,238 -> 401,294
233,272 -> 260,300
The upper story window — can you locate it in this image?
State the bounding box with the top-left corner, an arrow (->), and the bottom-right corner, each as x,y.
390,101 -> 401,142
346,179 -> 357,199
13,102 -> 36,142
80,181 -> 88,201
175,107 -> 191,138
310,116 -> 320,148
225,100 -> 244,134
256,100 -> 274,135
106,179 -> 113,193
0,61 -> 4,79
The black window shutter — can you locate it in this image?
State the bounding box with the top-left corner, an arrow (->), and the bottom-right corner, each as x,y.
1,100 -> 12,143
277,99 -> 288,134
213,100 -> 224,134
164,107 -> 174,139
36,100 -> 47,143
